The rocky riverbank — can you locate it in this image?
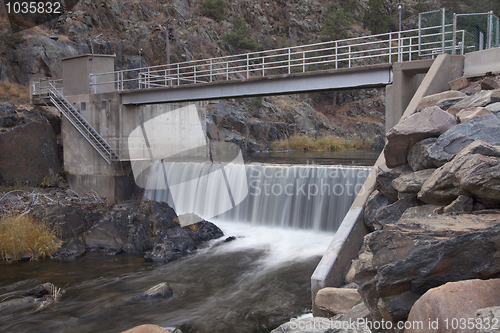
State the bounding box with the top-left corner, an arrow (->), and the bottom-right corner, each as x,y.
273,74 -> 500,332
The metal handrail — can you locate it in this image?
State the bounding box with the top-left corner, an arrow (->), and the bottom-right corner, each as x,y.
86,25 -> 468,92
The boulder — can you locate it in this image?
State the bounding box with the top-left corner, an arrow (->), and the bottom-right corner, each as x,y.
447,90 -> 496,115
122,325 -> 171,333
457,107 -> 492,122
375,164 -> 412,202
356,213 -> 500,323
448,76 -> 469,91
407,138 -> 438,171
0,119 -> 60,185
427,114 -> 500,167
486,102 -> 500,113
345,259 -> 360,285
416,91 -> 466,112
392,169 -> 435,193
385,107 -> 457,168
405,279 -> 500,333
315,287 -> 361,316
370,196 -> 419,230
364,190 -> 391,231
137,282 -> 173,299
419,141 -> 500,206
436,97 -> 467,111
440,195 -> 474,214
492,91 -> 500,103
476,306 -> 500,333
481,78 -> 500,90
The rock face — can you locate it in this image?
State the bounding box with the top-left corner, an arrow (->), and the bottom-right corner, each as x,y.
0,119 -> 60,185
405,279 -> 500,333
355,213 -> 500,323
419,141 -> 500,207
315,287 -> 361,316
84,201 -> 223,261
384,107 -> 457,168
427,114 -> 500,166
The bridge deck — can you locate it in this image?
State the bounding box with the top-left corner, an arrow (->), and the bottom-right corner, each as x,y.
120,63 -> 393,105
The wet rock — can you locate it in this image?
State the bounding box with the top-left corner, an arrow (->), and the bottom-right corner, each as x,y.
419,141 -> 500,206
392,169 -> 435,193
224,236 -> 236,242
315,287 -> 361,316
137,282 -> 173,299
427,114 -> 500,167
53,238 -> 86,261
375,164 -> 412,202
476,306 -> 500,333
385,107 -> 457,168
407,137 -> 438,171
416,91 -> 466,112
481,78 -> 500,90
447,90 -> 497,115
0,297 -> 36,313
405,279 -> 500,333
0,119 -> 60,185
144,221 -> 223,263
457,107 -> 492,122
355,213 -> 500,323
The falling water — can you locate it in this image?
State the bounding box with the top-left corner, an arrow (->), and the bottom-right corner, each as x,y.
144,162 -> 371,232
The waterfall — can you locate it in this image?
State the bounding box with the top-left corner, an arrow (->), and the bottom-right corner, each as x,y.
144,162 -> 370,232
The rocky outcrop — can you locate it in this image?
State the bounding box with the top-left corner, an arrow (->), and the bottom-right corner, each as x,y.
0,118 -> 60,185
384,107 -> 457,168
356,212 -> 500,323
405,279 -> 500,333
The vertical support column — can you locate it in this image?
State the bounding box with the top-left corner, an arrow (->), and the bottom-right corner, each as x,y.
441,8 -> 446,54
487,11 -> 493,49
452,14 -> 457,55
418,13 -> 422,57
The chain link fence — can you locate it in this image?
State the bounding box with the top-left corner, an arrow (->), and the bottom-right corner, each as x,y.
418,9 -> 499,58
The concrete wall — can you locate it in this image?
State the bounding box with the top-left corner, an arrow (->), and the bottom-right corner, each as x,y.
464,48 -> 500,78
311,54 -> 466,316
62,54 -> 116,96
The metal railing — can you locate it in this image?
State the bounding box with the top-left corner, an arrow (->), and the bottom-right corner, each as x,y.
30,78 -> 63,102
88,25 -> 469,93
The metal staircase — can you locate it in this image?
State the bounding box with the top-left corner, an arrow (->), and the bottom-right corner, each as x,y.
46,83 -> 120,164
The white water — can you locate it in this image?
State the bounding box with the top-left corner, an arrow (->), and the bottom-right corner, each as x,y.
144,162 -> 371,232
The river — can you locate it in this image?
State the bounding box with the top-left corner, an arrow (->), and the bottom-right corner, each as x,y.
0,150 -> 378,333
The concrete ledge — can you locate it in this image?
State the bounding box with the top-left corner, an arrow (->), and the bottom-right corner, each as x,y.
311,53 -> 465,316
464,48 -> 500,78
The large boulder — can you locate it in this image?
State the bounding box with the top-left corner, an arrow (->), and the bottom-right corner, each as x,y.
407,138 -> 438,171
384,107 -> 457,168
315,287 -> 362,316
405,279 -> 500,333
456,107 -> 493,123
0,119 -> 60,185
427,114 -> 500,166
448,90 -> 497,115
416,91 -> 466,112
355,212 -> 500,324
392,169 -> 435,193
419,141 -> 500,206
84,200 -> 223,258
375,164 -> 412,202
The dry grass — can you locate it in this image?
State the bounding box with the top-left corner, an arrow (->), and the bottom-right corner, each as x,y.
0,215 -> 61,261
0,81 -> 30,103
270,134 -> 374,152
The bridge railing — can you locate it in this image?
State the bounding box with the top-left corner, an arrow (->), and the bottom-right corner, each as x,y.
86,26 -> 465,92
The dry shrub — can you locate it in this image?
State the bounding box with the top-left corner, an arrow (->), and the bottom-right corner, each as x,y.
270,134 -> 374,152
0,215 -> 61,261
0,81 -> 30,103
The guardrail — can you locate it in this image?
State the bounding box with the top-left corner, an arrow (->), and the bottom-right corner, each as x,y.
86,26 -> 469,93
30,78 -> 63,103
